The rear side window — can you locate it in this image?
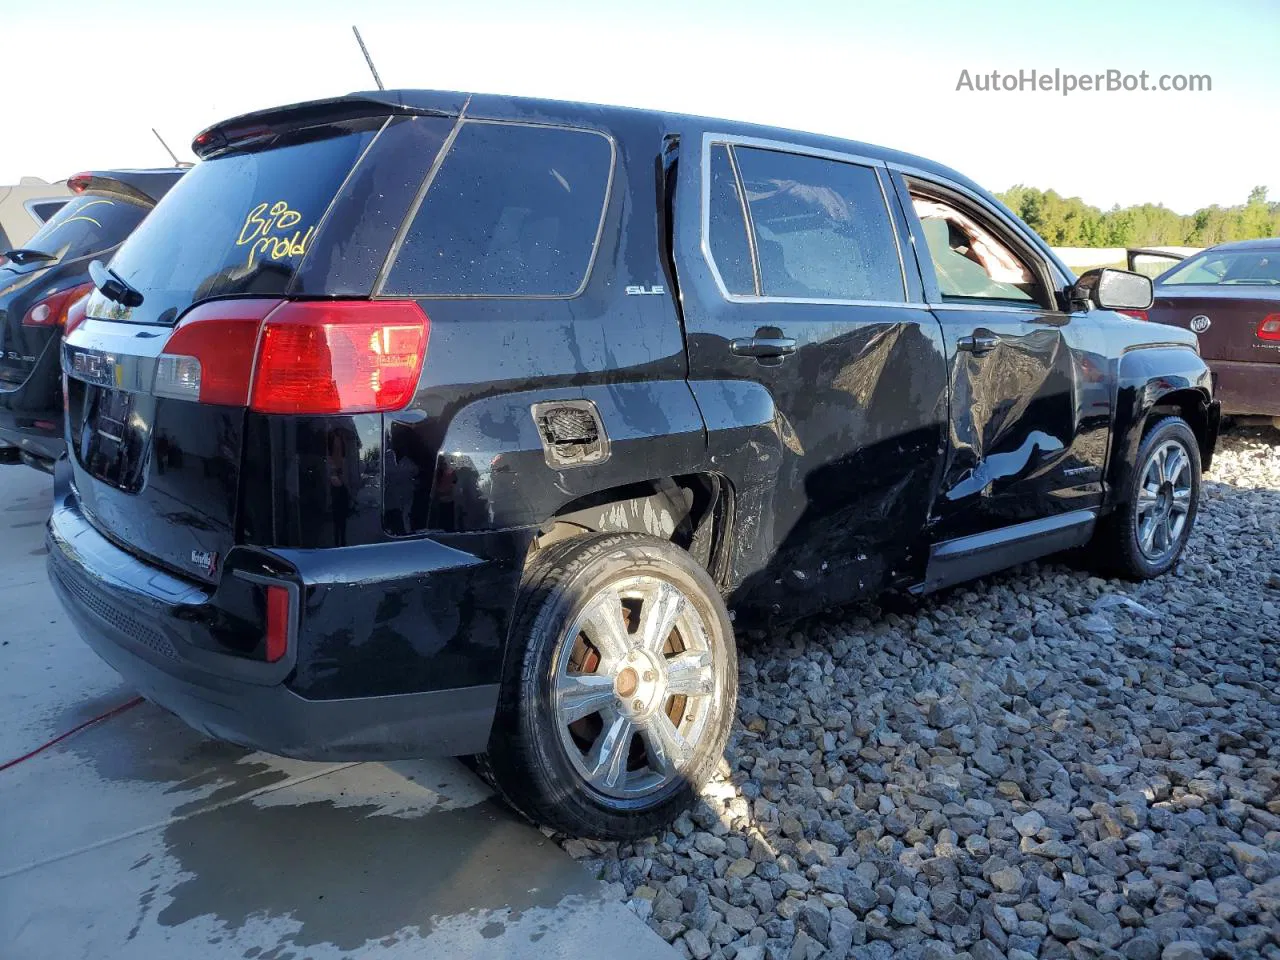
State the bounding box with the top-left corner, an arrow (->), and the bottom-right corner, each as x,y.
706,145 -> 756,296
104,122 -> 379,325
383,122 -> 613,297
731,147 -> 904,302
20,194 -> 146,262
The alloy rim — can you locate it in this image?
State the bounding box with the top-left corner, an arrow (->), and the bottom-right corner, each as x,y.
1135,439 -> 1193,562
553,575 -> 719,800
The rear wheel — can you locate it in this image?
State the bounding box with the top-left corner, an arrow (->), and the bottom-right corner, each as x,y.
481,533 -> 736,839
1092,416 -> 1201,579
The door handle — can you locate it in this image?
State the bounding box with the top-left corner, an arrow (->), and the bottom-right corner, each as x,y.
957,331 -> 999,357
730,336 -> 797,360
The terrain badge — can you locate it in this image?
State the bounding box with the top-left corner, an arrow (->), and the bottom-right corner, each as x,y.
1189,315 -> 1211,333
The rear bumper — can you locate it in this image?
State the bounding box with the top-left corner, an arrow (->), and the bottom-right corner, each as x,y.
47,477 -> 504,760
1212,359 -> 1280,417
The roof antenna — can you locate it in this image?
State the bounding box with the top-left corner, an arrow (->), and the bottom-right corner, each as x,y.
151,128 -> 182,166
352,26 -> 385,90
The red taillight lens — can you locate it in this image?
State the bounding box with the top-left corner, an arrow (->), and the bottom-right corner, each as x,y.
157,299 -> 428,415
1258,314 -> 1280,341
67,172 -> 91,193
250,301 -> 429,415
1117,309 -> 1148,321
155,299 -> 283,405
22,282 -> 96,327
264,585 -> 291,663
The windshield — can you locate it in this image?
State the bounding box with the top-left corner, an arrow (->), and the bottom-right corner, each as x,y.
13,193 -> 147,262
102,121 -> 379,325
1161,249 -> 1280,286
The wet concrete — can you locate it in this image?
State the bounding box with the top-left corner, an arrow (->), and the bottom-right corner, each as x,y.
0,466 -> 675,960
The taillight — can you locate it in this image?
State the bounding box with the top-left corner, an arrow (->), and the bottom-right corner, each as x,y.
1117,309 -> 1148,321
1258,314 -> 1280,341
155,299 -> 429,415
250,301 -> 428,415
67,172 -> 91,193
155,299 -> 282,405
64,293 -> 90,334
265,585 -> 291,663
22,282 -> 95,327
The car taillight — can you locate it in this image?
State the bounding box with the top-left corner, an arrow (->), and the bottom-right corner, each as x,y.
22,282 -> 96,327
265,585 -> 291,663
1258,314 -> 1280,341
251,301 -> 428,415
1117,309 -> 1148,321
67,172 -> 91,193
155,299 -> 429,415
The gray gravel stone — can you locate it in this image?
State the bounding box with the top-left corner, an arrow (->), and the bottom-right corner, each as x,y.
567,428 -> 1280,960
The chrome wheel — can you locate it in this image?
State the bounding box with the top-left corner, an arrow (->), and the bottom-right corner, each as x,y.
553,575 -> 720,800
1135,438 -> 1193,562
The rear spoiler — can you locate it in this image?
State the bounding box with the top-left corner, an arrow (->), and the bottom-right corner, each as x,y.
191,90 -> 470,159
67,169 -> 185,206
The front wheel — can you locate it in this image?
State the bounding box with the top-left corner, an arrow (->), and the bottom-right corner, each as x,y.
481,533 -> 737,840
1092,415 -> 1201,579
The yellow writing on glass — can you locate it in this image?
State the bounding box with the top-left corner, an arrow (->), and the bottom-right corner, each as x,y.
236,201 -> 314,269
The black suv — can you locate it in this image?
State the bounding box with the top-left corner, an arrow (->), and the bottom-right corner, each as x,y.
0,169 -> 182,471
49,91 -> 1219,839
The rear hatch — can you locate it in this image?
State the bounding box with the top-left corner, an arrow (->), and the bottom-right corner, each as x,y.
1,192 -> 150,390
1150,248 -> 1280,364
62,112 -> 422,583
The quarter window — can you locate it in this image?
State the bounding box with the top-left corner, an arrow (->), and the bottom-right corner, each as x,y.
384,122 -> 613,297
729,146 -> 904,302
911,191 -> 1042,304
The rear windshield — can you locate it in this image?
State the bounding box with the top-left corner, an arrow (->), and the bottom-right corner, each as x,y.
383,121 -> 613,297
1161,249 -> 1280,286
17,194 -> 146,262
102,121 -> 379,325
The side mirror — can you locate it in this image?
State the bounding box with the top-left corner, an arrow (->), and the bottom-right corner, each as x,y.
1069,267 -> 1153,312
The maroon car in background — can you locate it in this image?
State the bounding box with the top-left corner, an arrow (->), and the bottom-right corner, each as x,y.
1146,238 -> 1280,420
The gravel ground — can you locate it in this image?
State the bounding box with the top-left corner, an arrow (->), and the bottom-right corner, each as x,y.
563,426 -> 1280,960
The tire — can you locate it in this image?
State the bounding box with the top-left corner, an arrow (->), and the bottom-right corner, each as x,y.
480,533 -> 737,839
1091,415 -> 1201,580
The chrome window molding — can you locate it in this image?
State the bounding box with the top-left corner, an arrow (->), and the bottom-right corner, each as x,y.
699,132 -> 912,308
376,110 -> 618,301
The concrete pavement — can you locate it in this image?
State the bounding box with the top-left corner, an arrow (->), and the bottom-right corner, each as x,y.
0,464 -> 675,960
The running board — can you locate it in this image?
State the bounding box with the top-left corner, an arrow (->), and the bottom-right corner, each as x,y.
917,509 -> 1097,594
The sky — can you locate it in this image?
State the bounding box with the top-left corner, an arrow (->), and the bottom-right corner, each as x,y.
2,0 -> 1276,214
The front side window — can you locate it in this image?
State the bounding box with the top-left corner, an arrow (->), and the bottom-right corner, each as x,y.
911,191 -> 1041,304
729,147 -> 904,302
1161,250 -> 1280,286
384,122 -> 613,297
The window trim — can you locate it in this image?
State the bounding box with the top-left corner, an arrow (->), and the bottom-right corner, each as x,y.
375,116 -> 618,301
700,132 -> 914,308
890,164 -> 1070,313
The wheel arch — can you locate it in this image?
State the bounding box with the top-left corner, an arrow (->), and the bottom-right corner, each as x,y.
1106,345 -> 1218,508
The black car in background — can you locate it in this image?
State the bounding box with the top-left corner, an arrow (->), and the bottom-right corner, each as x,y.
0,169 -> 183,471
49,91 -> 1217,839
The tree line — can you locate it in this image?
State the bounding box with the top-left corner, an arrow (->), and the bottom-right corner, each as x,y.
996,185 -> 1280,248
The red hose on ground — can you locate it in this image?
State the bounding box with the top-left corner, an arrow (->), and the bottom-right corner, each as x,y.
0,696 -> 144,773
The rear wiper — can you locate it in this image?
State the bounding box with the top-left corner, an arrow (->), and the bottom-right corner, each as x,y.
89,259 -> 144,307
1,248 -> 57,265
